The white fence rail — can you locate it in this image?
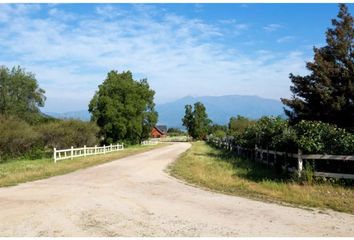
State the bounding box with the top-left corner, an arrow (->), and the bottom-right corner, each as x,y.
53,143 -> 124,163
159,136 -> 191,142
141,139 -> 159,145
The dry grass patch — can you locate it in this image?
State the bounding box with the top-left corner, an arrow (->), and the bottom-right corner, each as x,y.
0,143 -> 167,187
169,141 -> 354,214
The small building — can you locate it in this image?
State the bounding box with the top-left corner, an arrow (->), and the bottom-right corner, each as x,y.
151,125 -> 167,138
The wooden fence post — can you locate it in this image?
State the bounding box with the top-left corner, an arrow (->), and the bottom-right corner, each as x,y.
54,148 -> 57,163
103,145 -> 106,154
267,147 -> 269,167
297,149 -> 303,177
71,146 -> 74,160
110,144 -> 113,152
84,145 -> 87,157
95,145 -> 97,154
255,145 -> 257,161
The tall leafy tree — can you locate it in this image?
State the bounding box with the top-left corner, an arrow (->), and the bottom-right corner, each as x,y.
193,102 -> 211,140
0,66 -> 46,123
281,4 -> 354,131
89,70 -> 158,144
182,104 -> 194,136
182,102 -> 211,140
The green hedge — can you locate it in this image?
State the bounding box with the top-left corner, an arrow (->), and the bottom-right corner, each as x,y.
36,119 -> 100,149
0,115 -> 42,160
226,117 -> 354,155
0,116 -> 100,161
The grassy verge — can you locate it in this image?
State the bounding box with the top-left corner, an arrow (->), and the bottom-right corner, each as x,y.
169,141 -> 354,214
0,143 -> 168,187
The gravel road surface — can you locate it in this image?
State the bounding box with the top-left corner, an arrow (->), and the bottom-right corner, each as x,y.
0,142 -> 353,236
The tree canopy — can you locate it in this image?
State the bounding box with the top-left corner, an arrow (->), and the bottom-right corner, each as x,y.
182,102 -> 211,140
0,66 -> 46,123
281,4 -> 354,131
89,70 -> 158,144
228,115 -> 255,135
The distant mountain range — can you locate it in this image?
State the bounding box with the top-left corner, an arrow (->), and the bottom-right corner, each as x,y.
45,110 -> 91,121
156,95 -> 286,128
45,95 -> 286,128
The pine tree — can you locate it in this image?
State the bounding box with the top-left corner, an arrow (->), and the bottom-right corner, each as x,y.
281,4 -> 354,131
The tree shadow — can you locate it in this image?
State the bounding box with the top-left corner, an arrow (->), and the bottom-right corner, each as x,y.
204,147 -> 291,183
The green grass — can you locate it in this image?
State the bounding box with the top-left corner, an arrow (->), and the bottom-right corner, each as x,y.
169,141 -> 354,214
0,143 -> 167,187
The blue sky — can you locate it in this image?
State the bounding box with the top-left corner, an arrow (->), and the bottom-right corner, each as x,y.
0,3 -> 353,112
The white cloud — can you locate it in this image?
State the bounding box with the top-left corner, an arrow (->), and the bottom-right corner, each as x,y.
0,4 -> 309,112
277,35 -> 295,43
263,23 -> 283,32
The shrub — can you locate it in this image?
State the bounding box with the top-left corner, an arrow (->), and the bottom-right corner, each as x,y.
239,116 -> 288,149
167,128 -> 187,137
37,119 -> 100,149
228,115 -> 255,135
294,120 -> 354,154
271,126 -> 298,153
213,129 -> 227,138
0,115 -> 43,160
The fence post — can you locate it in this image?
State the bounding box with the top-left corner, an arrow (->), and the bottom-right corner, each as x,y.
84,145 -> 87,157
267,147 -> 269,167
54,148 -> 57,163
254,145 -> 257,161
110,143 -> 113,152
297,149 -> 303,177
71,146 -> 74,160
95,145 -> 97,154
104,145 -> 106,154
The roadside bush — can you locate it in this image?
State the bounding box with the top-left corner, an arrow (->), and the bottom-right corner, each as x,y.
255,116 -> 288,148
239,116 -> 288,149
214,117 -> 354,155
239,124 -> 258,148
167,128 -> 186,137
271,127 -> 298,153
294,120 -> 354,154
0,115 -> 43,160
37,119 -> 100,149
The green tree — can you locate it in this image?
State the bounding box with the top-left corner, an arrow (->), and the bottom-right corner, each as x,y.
88,70 -> 158,144
228,115 -> 255,135
208,123 -> 227,137
0,66 -> 46,123
281,4 -> 354,131
182,102 -> 211,140
167,127 -> 186,136
182,104 -> 194,137
193,102 -> 212,140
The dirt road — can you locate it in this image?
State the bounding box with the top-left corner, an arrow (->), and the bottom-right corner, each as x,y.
0,142 -> 353,236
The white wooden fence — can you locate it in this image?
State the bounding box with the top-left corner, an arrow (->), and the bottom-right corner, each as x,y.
53,143 -> 124,163
158,136 -> 191,142
141,139 -> 159,145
